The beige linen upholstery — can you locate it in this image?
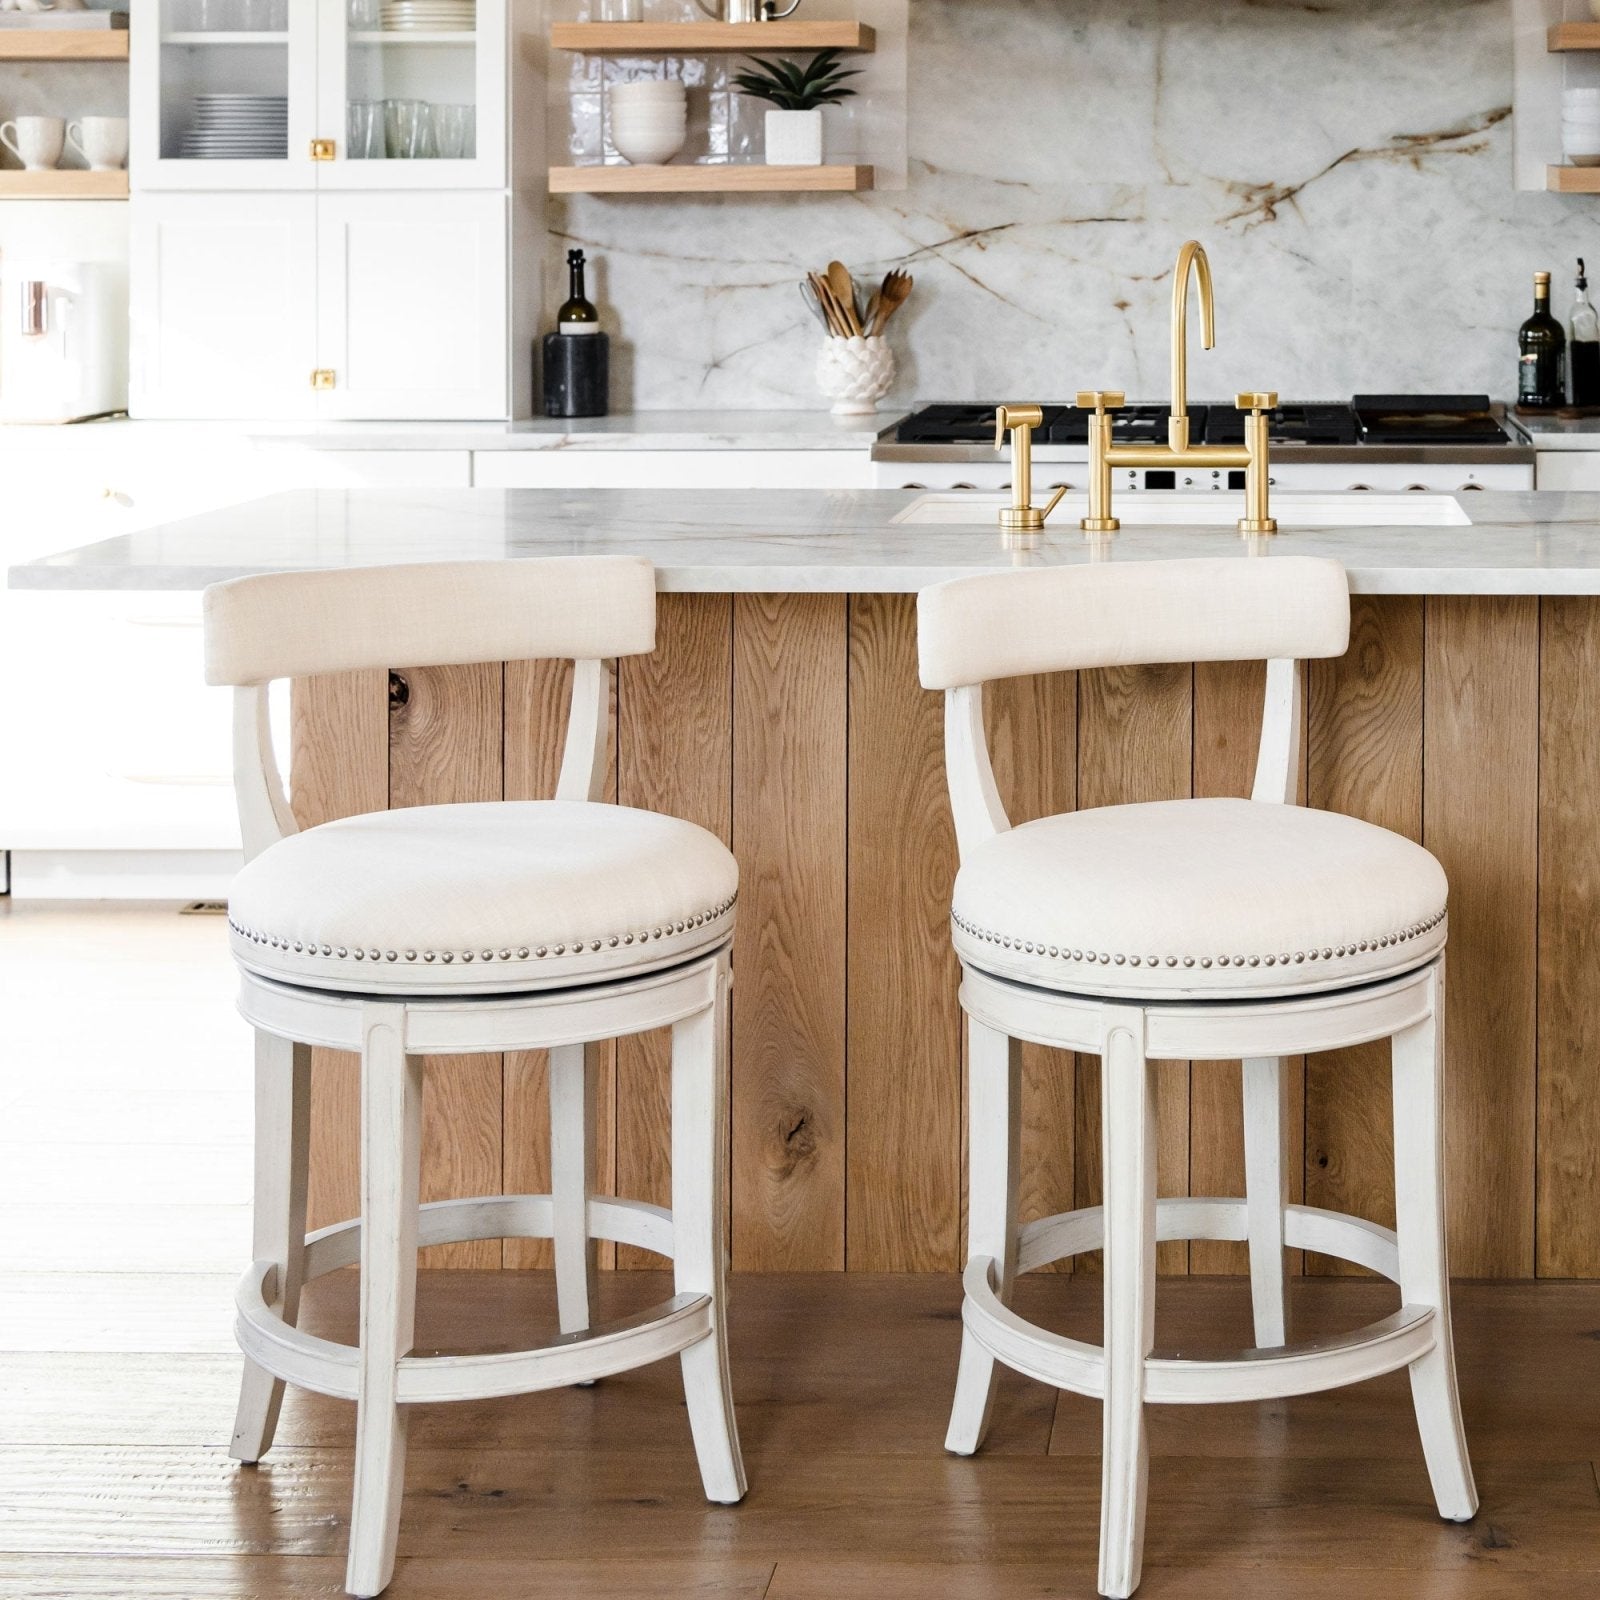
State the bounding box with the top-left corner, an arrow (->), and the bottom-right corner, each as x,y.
917,557 -> 1350,690
228,800 -> 737,995
952,797 -> 1446,999
205,555 -> 656,686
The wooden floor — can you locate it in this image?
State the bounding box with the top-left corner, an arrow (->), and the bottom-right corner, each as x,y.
3,903 -> 1599,1598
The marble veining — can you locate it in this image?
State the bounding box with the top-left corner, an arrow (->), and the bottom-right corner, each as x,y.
16,486 -> 1600,596
550,0 -> 1581,411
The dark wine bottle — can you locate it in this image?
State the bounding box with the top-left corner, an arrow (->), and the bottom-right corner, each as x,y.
1518,269 -> 1567,409
557,248 -> 600,334
1571,258 -> 1600,408
541,248 -> 610,418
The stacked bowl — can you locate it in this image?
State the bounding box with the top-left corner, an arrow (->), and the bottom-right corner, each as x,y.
1563,86 -> 1600,166
609,80 -> 687,165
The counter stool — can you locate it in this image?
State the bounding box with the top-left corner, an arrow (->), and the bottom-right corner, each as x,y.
917,557 -> 1477,1599
204,557 -> 745,1599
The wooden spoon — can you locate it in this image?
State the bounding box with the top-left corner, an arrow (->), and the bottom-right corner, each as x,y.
827,259 -> 864,336
807,270 -> 847,337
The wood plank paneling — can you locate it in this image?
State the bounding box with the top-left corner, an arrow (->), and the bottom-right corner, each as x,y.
290,670 -> 387,1245
1425,598 -> 1539,1279
1306,598 -> 1424,1275
1538,598 -> 1600,1276
1076,662 -> 1194,1274
1190,661 -> 1308,1276
845,596 -> 961,1271
389,663 -> 504,1269
986,672 -> 1078,1270
617,596 -> 734,1269
731,595 -> 847,1270
501,657 -> 618,1271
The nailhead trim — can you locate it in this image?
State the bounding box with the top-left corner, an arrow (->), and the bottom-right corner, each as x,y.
228,893 -> 737,967
950,906 -> 1445,972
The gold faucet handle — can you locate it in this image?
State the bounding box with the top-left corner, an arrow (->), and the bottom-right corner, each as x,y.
1074,389 -> 1126,414
1234,391 -> 1278,414
994,403 -> 1045,450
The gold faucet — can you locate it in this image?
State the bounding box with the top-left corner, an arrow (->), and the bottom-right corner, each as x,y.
993,404 -> 1067,533
1080,240 -> 1278,537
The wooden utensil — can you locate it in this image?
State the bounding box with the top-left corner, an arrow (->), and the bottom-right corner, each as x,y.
809,269 -> 852,338
827,259 -> 864,336
870,268 -> 913,335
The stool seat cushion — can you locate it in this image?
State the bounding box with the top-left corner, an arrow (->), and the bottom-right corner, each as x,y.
228,800 -> 737,996
952,797 -> 1446,999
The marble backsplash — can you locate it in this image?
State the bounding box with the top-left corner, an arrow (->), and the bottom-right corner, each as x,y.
550,0 -> 1589,410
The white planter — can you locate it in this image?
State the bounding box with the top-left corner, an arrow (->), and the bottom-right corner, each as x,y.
764,108 -> 822,167
815,335 -> 894,415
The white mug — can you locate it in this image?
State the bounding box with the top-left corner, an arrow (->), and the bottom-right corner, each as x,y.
67,116 -> 128,172
0,116 -> 65,172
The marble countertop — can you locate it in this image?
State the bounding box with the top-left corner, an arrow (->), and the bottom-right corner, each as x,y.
14,488 -> 1600,596
0,412 -> 897,454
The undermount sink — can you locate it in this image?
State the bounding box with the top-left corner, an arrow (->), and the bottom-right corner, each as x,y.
892,492 -> 1472,528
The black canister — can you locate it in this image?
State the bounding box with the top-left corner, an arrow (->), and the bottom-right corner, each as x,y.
541,329 -> 610,418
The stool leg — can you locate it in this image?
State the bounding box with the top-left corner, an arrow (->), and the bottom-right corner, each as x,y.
230,1031 -> 311,1463
1392,961 -> 1478,1524
1098,1008 -> 1156,1600
671,954 -> 746,1505
550,1040 -> 600,1336
945,1018 -> 1021,1456
347,1006 -> 422,1600
1242,1055 -> 1290,1349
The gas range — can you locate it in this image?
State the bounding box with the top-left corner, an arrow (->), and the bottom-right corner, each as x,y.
873,395 -> 1534,494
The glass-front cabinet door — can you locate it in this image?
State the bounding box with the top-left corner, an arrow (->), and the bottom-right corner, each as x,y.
132,0 -> 318,189
317,0 -> 504,188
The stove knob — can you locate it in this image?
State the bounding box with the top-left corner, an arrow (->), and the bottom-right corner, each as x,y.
1182,477 -> 1194,487
1405,483 -> 1428,492
953,481 -> 977,491
1459,482 -> 1485,491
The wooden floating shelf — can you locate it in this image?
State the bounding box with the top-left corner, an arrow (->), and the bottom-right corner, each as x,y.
549,20 -> 875,53
1548,21 -> 1600,50
1548,164 -> 1600,192
0,169 -> 128,199
549,161 -> 872,194
0,30 -> 128,61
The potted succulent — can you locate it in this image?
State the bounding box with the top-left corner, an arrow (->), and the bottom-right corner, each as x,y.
733,48 -> 859,167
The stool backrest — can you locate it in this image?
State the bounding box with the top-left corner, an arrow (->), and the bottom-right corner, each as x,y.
203,556 -> 657,860
916,557 -> 1351,858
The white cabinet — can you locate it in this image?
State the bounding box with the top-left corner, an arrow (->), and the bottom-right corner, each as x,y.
317,192 -> 506,419
1535,450 -> 1600,489
130,193 -> 318,419
128,0 -> 532,420
131,189 -> 507,419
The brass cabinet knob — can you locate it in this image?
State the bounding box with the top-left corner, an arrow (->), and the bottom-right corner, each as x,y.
1074,389 -> 1126,413
1234,390 -> 1278,413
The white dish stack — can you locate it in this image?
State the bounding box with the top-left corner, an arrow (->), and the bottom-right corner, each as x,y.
1563,86 -> 1600,166
380,0 -> 474,31
180,94 -> 288,159
609,80 -> 687,165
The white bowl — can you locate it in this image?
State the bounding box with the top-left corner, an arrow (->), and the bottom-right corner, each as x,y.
612,127 -> 686,163
611,82 -> 686,103
1564,85 -> 1600,98
613,119 -> 687,138
612,113 -> 687,130
1569,151 -> 1600,166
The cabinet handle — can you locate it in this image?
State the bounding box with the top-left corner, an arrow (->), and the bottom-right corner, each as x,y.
311,369 -> 336,390
310,138 -> 336,161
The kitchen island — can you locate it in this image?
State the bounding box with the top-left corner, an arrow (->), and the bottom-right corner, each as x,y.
15,486 -> 1600,1289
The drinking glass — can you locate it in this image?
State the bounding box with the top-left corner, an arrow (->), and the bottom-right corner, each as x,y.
347,99 -> 383,159
348,0 -> 380,26
431,103 -> 473,159
383,98 -> 431,158
599,0 -> 642,18
193,0 -> 239,29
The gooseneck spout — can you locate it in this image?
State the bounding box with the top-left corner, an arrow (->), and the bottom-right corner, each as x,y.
1169,240 -> 1215,453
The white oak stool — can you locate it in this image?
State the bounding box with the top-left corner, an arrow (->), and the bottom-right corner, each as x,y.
917,557 -> 1477,1599
204,557 -> 745,1599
